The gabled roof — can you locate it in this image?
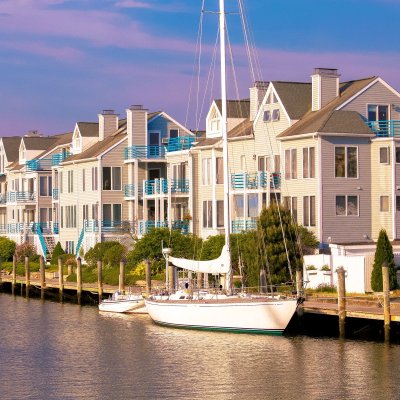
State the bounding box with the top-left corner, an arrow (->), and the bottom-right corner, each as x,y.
76,122 -> 99,137
272,82 -> 311,120
1,136 -> 21,161
278,76 -> 377,138
214,100 -> 250,119
23,136 -> 58,150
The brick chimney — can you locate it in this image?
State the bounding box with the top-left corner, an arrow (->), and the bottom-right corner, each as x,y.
126,105 -> 148,148
250,81 -> 269,121
98,109 -> 119,141
311,68 -> 340,111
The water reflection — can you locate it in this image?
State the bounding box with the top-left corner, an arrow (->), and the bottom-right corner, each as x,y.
0,294 -> 399,400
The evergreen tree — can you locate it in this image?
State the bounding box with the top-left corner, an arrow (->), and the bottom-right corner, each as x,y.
371,229 -> 398,291
51,242 -> 65,265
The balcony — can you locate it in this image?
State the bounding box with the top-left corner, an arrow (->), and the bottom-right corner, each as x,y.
52,188 -> 59,201
84,220 -> 134,233
124,145 -> 166,160
166,136 -> 196,152
138,220 -> 189,235
124,184 -> 135,198
231,172 -> 281,190
231,219 -> 257,234
84,219 -> 99,233
26,158 -> 52,171
7,191 -> 36,203
52,152 -> 71,166
31,222 -> 59,235
0,224 -> 6,234
171,179 -> 190,193
143,178 -> 190,196
367,120 -> 400,137
7,223 -> 25,234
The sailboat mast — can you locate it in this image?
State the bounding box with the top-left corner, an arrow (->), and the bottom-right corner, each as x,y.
219,0 -> 232,292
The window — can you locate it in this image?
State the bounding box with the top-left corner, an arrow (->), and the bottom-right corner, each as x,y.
285,149 -> 297,180
303,196 -> 316,227
82,169 -> 86,191
65,205 -> 77,228
368,104 -> 388,122
203,200 -> 212,228
272,109 -> 280,121
303,147 -> 315,178
380,147 -> 390,164
335,146 -> 358,178
60,172 -> 63,194
169,129 -> 179,139
233,194 -> 244,219
61,206 -> 63,228
217,200 -> 224,227
202,158 -> 211,185
258,156 -> 272,172
102,167 -> 121,191
83,204 -> 89,221
396,196 -> 400,212
216,157 -> 224,184
380,196 -> 389,212
336,195 -> 359,216
92,203 -> 98,220
248,194 -> 258,218
284,197 -> 298,222
92,167 -> 98,191
274,155 -> 281,173
396,148 -> 400,163
263,110 -> 271,122
65,241 -> 74,255
103,204 -> 122,226
67,171 -> 73,193
39,176 -> 52,197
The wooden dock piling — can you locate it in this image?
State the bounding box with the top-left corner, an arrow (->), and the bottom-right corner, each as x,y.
168,264 -> 176,292
76,257 -> 82,304
296,269 -> 303,299
337,266 -> 346,338
0,256 -> 2,284
97,260 -> 103,299
145,259 -> 151,296
40,256 -> 45,299
119,260 -> 125,294
58,256 -> 64,296
382,261 -> 391,342
25,256 -> 30,295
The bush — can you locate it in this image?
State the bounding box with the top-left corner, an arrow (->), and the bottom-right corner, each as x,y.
84,241 -> 123,268
15,242 -> 38,263
51,242 -> 65,265
314,283 -> 337,293
0,237 -> 16,261
103,243 -> 126,267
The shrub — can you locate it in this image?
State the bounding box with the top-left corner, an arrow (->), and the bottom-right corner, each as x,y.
84,241 -> 123,268
314,283 -> 337,293
320,265 -> 331,272
15,242 -> 37,263
306,265 -> 317,271
51,242 -> 65,265
103,243 -> 126,267
0,237 -> 16,261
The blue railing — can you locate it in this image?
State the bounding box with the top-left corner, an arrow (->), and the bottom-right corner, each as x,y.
172,220 -> 190,234
7,191 -> 36,202
52,152 -> 71,166
138,220 -> 189,235
7,223 -> 24,233
102,220 -> 134,232
231,219 -> 257,233
124,145 -> 166,160
75,227 -> 85,257
144,179 -> 168,195
231,172 -> 281,190
52,188 -> 59,200
32,223 -> 47,258
367,120 -> 400,137
171,179 -> 190,193
53,222 -> 59,234
270,173 -> 281,189
0,224 -> 6,233
84,220 -> 99,233
26,158 -> 52,171
167,136 -> 196,152
124,184 -> 135,197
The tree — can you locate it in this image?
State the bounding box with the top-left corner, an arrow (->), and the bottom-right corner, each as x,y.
51,242 -> 65,265
371,229 -> 398,291
84,241 -> 123,268
0,237 -> 16,261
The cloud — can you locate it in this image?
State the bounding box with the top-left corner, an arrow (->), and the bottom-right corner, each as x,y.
114,0 -> 153,8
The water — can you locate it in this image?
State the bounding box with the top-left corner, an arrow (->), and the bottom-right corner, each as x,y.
0,294 -> 399,400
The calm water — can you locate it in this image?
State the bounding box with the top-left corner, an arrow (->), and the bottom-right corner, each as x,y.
0,294 -> 399,400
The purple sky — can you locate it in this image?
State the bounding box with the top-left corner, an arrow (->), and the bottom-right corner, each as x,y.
1,0 -> 399,136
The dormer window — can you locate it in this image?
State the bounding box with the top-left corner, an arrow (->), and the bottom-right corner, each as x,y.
267,92 -> 277,104
263,110 -> 271,122
72,131 -> 82,153
272,109 -> 280,121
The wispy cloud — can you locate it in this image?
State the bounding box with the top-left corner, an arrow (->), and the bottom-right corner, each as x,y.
114,0 -> 153,8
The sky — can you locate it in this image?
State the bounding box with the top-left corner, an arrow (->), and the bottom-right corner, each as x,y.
1,0 -> 399,136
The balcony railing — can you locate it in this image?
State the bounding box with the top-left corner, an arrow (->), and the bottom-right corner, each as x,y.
143,178 -> 190,195
171,179 -> 190,193
231,219 -> 257,234
367,120 -> 400,137
52,152 -> 71,166
124,184 -> 135,198
138,220 -> 189,235
26,158 -> 52,171
84,220 -> 134,233
84,219 -> 99,233
167,136 -> 196,152
231,172 -> 281,190
0,224 -> 6,234
124,145 -> 166,160
52,188 -> 59,200
7,191 -> 36,203
0,193 -> 6,204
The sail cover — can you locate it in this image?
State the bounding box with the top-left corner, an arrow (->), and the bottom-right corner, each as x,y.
168,245 -> 230,274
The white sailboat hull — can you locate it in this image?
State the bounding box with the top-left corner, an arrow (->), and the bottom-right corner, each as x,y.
145,298 -> 298,334
99,294 -> 144,313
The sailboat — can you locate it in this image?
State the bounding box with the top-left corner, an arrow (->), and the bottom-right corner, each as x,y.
144,0 -> 298,334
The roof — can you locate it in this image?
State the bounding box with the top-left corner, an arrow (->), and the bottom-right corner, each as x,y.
76,122 -> 99,137
23,136 -> 58,150
1,136 -> 21,161
278,77 -> 377,139
214,100 -> 250,119
272,81 -> 312,120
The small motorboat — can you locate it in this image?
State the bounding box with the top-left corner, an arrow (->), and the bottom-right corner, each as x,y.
99,291 -> 144,313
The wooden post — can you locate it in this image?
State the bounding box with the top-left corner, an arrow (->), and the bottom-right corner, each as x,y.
145,259 -> 151,296
76,257 -> 82,304
39,256 -> 45,300
382,261 -> 391,342
119,260 -> 125,294
168,264 -> 176,292
58,256 -> 64,297
25,256 -> 30,295
296,269 -> 303,299
337,266 -> 346,339
12,254 -> 17,292
204,273 -> 209,289
0,256 -> 2,284
97,260 -> 103,299
197,272 -> 203,289
67,264 -> 73,276
260,269 -> 267,294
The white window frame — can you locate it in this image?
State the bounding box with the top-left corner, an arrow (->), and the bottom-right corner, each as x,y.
335,195 -> 359,216
303,147 -> 315,179
379,147 -> 390,164
271,109 -> 280,121
202,157 -> 212,186
102,166 -> 122,191
380,195 -> 390,212
263,110 -> 271,122
334,146 -> 359,179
